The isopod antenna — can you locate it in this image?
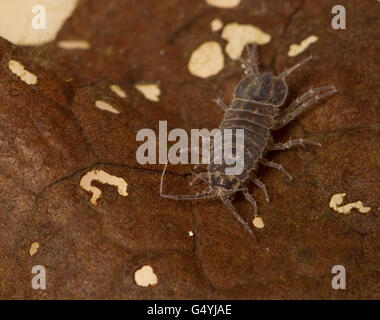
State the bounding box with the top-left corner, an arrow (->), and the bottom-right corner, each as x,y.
160,161 -> 215,200
278,55 -> 312,79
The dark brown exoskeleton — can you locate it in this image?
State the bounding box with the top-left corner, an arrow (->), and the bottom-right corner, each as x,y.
160,44 -> 337,236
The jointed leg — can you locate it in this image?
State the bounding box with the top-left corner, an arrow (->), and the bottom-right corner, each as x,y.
280,86 -> 336,116
212,97 -> 228,111
222,196 -> 255,237
259,158 -> 293,181
190,172 -> 209,186
253,178 -> 270,202
242,189 -> 258,216
273,85 -> 337,129
268,137 -> 321,151
280,86 -> 335,116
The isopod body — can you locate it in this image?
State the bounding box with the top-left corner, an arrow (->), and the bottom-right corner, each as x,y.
161,44 -> 337,236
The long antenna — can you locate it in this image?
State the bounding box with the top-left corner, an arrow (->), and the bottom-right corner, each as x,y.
278,55 -> 312,79
160,161 -> 214,200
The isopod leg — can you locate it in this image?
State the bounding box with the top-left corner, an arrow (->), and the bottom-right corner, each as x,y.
190,172 -> 209,186
222,197 -> 255,237
253,178 -> 270,203
280,86 -> 335,116
268,137 -> 321,151
242,189 -> 258,216
273,86 -> 338,129
259,158 -> 293,181
212,97 -> 228,111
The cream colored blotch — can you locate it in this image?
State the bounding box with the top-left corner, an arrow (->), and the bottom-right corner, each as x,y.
221,23 -> 271,60
80,169 -> 128,206
95,100 -> 120,114
0,0 -> 78,45
135,83 -> 161,102
211,18 -> 223,32
134,265 -> 158,287
206,0 -> 241,8
288,35 -> 318,57
188,41 -> 225,78
29,242 -> 40,256
253,216 -> 264,229
8,60 -> 37,85
329,193 -> 371,214
57,40 -> 91,50
110,85 -> 127,98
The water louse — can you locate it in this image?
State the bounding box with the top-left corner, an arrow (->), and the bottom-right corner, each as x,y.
161,44 -> 337,236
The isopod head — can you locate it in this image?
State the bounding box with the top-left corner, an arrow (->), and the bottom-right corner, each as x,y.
233,73 -> 288,106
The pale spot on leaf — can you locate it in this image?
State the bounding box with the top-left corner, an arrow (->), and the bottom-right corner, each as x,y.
29,242 -> 40,256
80,169 -> 128,206
135,83 -> 161,102
134,265 -> 158,287
110,85 -> 127,98
329,193 -> 371,214
95,100 -> 120,114
57,40 -> 90,50
221,23 -> 271,60
188,41 -> 224,78
253,216 -> 265,228
206,0 -> 241,9
288,35 -> 318,57
0,0 -> 78,45
8,60 -> 37,85
211,18 -> 223,32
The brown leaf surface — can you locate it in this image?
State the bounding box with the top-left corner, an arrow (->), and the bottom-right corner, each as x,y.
0,0 -> 379,299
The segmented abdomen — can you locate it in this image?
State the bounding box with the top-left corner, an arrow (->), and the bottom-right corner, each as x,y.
209,98 -> 278,181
